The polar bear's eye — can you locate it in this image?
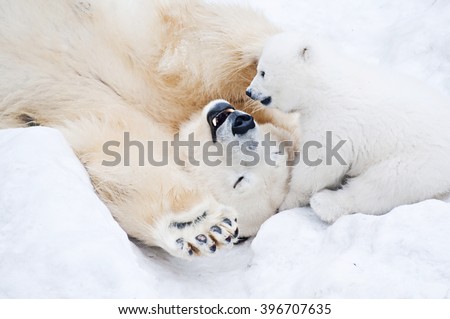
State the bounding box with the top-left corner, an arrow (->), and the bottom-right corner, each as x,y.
260,71 -> 265,78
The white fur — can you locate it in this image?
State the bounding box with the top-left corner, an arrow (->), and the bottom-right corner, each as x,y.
180,100 -> 291,236
0,0 -> 294,259
248,32 -> 450,222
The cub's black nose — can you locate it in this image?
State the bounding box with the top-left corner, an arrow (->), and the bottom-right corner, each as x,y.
246,89 -> 253,98
232,113 -> 255,136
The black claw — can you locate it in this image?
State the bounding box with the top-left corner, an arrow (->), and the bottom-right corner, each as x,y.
176,238 -> 184,249
235,237 -> 250,244
196,234 -> 208,244
210,226 -> 222,234
234,227 -> 239,238
188,249 -> 194,256
223,218 -> 232,226
234,218 -> 238,222
210,245 -> 217,253
225,236 -> 232,243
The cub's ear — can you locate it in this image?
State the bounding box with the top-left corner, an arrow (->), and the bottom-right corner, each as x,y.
299,46 -> 310,61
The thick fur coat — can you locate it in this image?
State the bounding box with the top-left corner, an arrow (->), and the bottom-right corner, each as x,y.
247,32 -> 450,222
0,0 -> 298,258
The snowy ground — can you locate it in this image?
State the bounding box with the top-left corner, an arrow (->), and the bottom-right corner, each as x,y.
1,0 -> 450,298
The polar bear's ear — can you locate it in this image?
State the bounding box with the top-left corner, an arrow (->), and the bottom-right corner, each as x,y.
299,46 -> 310,61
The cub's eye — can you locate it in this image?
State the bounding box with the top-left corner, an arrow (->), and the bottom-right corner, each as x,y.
212,108 -> 235,128
260,71 -> 265,78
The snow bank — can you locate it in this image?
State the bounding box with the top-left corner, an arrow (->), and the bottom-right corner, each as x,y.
0,128 -> 156,298
249,204 -> 450,298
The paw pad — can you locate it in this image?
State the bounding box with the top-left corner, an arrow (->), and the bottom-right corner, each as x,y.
166,206 -> 239,258
210,226 -> 222,234
223,218 -> 232,226
195,234 -> 208,244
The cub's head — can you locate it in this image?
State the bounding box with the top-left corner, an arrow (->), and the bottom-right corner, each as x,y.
179,100 -> 295,238
246,32 -> 317,113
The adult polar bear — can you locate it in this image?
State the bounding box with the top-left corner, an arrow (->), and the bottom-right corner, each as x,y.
0,0 -> 297,258
247,32 -> 450,223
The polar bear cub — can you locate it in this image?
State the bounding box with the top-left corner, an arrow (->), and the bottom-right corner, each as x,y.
247,32 -> 450,223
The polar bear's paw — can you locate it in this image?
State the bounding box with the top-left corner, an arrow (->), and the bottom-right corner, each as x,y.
160,205 -> 239,259
173,217 -> 239,258
310,190 -> 348,223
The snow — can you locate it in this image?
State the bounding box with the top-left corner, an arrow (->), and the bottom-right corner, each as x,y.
0,128 -> 157,298
250,205 -> 450,298
1,0 -> 450,299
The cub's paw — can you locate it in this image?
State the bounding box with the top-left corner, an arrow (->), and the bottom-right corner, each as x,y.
159,204 -> 239,259
310,190 -> 347,223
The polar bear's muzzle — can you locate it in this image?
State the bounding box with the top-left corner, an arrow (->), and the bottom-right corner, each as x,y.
207,101 -> 256,142
246,88 -> 272,106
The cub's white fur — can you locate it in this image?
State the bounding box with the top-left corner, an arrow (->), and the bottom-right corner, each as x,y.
248,32 -> 450,222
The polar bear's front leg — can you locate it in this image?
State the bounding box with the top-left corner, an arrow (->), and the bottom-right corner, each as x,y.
280,185 -> 311,211
153,200 -> 239,259
280,160 -> 349,211
280,134 -> 351,211
311,156 -> 450,223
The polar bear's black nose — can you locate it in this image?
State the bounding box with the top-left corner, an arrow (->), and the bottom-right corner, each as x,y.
246,89 -> 253,98
232,113 -> 255,136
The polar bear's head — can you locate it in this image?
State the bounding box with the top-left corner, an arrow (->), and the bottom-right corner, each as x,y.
179,100 -> 294,237
246,32 -> 318,113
